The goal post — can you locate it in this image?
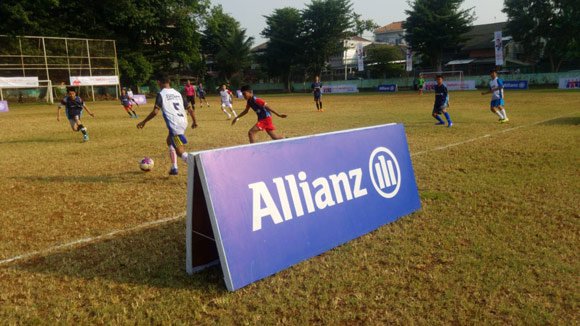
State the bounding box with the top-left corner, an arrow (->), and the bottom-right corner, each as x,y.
419,70 -> 464,82
0,79 -> 54,104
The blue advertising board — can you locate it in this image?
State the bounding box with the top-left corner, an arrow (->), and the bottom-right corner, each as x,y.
186,124 -> 421,291
503,80 -> 529,90
378,84 -> 398,92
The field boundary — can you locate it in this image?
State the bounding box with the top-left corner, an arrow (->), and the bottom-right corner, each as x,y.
0,115 -> 565,268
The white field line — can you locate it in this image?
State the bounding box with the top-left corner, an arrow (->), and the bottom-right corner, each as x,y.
0,116 -> 564,268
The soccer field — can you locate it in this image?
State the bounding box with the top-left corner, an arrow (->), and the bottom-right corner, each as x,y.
0,90 -> 578,323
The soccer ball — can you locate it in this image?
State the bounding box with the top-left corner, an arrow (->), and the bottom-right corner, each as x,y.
139,157 -> 154,172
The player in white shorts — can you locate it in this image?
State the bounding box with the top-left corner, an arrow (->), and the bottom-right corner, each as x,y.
137,74 -> 195,175
219,84 -> 237,119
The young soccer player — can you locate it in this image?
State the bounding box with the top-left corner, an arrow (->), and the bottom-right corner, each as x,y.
184,80 -> 198,128
197,82 -> 210,108
126,87 -> 136,105
432,75 -> 453,127
232,85 -> 287,143
418,74 -> 425,95
57,87 -> 94,142
120,88 -> 139,118
137,74 -> 196,175
481,69 -> 509,123
219,84 -> 237,119
311,76 -> 323,111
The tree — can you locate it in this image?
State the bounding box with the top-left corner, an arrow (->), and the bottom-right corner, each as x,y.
214,28 -> 254,81
351,13 -> 379,37
261,7 -> 302,91
403,0 -> 474,71
365,44 -> 404,78
503,0 -> 580,72
300,0 -> 355,76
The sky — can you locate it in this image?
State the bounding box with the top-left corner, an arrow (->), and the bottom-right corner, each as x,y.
210,0 -> 507,45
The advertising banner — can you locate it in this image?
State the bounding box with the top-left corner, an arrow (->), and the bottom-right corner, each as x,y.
558,77 -> 580,89
70,76 -> 119,86
495,31 -> 504,66
503,80 -> 529,90
186,124 -> 422,291
0,77 -> 39,88
132,94 -> 147,105
356,43 -> 365,72
378,84 -> 398,92
406,48 -> 413,72
0,100 -> 9,112
321,85 -> 359,94
424,80 -> 476,91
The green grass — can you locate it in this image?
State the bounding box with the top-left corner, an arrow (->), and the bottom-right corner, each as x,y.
0,90 -> 578,324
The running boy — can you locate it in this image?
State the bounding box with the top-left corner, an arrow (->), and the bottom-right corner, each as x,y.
57,87 -> 94,142
232,85 -> 287,143
120,88 -> 139,118
311,76 -> 323,112
481,69 -> 509,123
197,82 -> 210,107
137,74 -> 196,175
432,75 -> 453,127
219,84 -> 237,119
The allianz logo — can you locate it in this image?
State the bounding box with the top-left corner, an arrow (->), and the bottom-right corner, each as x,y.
248,147 -> 401,231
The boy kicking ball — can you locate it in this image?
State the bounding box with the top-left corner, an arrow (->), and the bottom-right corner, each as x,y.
57,87 -> 94,142
232,85 -> 287,143
432,75 -> 453,127
137,74 -> 196,175
482,69 -> 509,123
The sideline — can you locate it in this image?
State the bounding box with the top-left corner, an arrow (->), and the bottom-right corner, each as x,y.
0,116 -> 564,267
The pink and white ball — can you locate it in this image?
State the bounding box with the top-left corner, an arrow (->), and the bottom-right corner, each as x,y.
139,157 -> 154,172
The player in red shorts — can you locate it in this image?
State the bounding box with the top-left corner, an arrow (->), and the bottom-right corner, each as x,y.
232,85 -> 287,143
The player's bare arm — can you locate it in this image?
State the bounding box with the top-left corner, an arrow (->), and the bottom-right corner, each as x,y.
232,107 -> 250,125
265,105 -> 287,118
84,105 -> 95,117
137,106 -> 160,129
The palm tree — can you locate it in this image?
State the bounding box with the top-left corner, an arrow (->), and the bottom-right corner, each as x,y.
215,28 -> 254,81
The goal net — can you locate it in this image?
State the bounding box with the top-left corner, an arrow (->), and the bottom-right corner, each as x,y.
419,70 -> 464,82
0,80 -> 54,104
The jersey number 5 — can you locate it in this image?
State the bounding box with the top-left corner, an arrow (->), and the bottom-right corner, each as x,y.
173,102 -> 184,117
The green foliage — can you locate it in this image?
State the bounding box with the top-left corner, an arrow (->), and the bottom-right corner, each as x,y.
351,13 -> 379,37
261,7 -> 303,91
215,28 -> 254,81
404,0 -> 474,70
118,53 -> 154,86
503,0 -> 580,72
300,0 -> 355,76
365,44 -> 404,78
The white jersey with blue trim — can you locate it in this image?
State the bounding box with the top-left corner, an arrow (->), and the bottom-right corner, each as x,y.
489,77 -> 504,100
156,88 -> 189,135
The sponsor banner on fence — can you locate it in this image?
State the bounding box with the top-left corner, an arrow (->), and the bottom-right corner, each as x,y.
0,77 -> 39,88
424,80 -> 476,91
321,84 -> 359,94
70,76 -> 119,86
503,80 -> 529,90
0,100 -> 9,112
356,43 -> 365,72
186,123 -> 422,291
558,77 -> 580,90
378,84 -> 398,92
406,48 -> 413,72
132,94 -> 147,105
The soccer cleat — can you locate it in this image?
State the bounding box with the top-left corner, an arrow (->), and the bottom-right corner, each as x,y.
435,121 -> 445,125
447,122 -> 453,128
501,118 -> 509,123
82,134 -> 89,142
169,168 -> 178,175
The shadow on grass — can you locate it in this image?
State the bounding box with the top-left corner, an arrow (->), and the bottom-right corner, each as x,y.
13,171 -> 163,184
0,138 -> 65,144
11,220 -> 226,292
540,117 -> 580,126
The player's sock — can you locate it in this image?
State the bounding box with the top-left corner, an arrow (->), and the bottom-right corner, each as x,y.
168,145 -> 178,169
78,124 -> 87,135
320,101 -> 323,108
231,109 -> 237,117
443,112 -> 452,123
494,110 -> 504,120
181,152 -> 188,163
315,102 -> 319,110
500,109 -> 508,119
126,110 -> 133,117
434,115 -> 445,124
131,110 -> 137,117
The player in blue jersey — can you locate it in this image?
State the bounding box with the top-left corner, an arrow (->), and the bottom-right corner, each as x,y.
137,73 -> 196,175
432,75 -> 453,127
120,88 -> 139,118
481,69 -> 509,123
57,87 -> 94,142
232,85 -> 287,143
311,76 -> 323,112
197,82 -> 210,108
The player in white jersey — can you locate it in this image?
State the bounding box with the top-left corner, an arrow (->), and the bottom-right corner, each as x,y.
137,74 -> 195,175
481,69 -> 509,123
219,84 -> 237,119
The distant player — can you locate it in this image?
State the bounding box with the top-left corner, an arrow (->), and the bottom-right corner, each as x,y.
418,74 -> 425,95
232,85 -> 287,143
197,82 -> 210,108
126,87 -> 137,105
311,76 -> 323,111
137,74 -> 196,175
57,87 -> 94,142
120,88 -> 138,118
184,80 -> 198,128
432,75 -> 453,127
219,84 -> 237,119
481,69 -> 509,123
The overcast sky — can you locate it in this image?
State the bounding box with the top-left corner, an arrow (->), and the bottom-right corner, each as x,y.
210,0 -> 507,45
